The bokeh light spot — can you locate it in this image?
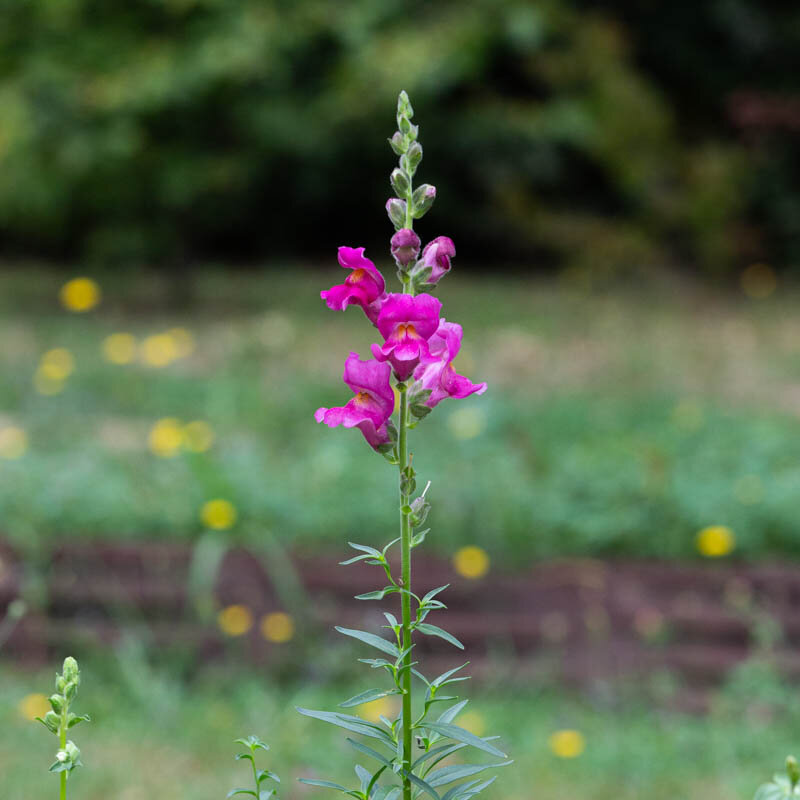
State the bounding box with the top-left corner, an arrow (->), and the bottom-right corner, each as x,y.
39,348 -> 75,381
167,328 -> 196,359
33,369 -> 65,396
201,498 -> 237,530
457,711 -> 486,737
148,418 -> 184,457
103,333 -> 137,364
60,277 -> 101,312
18,693 -> 51,722
447,407 -> 486,440
360,696 -> 399,723
260,611 -> 294,643
0,426 -> 28,459
182,421 -> 214,453
696,525 -> 735,557
217,604 -> 253,637
453,545 -> 489,579
548,729 -> 585,758
140,334 -> 179,367
741,263 -> 777,299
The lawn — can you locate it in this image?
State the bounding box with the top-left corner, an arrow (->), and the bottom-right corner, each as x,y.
1,266 -> 799,563
1,658 -> 796,800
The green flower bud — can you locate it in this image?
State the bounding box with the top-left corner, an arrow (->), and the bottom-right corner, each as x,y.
64,680 -> 78,702
49,694 -> 64,714
390,168 -> 411,198
385,198 -> 407,231
397,90 -> 413,118
398,115 -> 412,135
55,749 -> 69,763
62,657 -> 79,684
787,756 -> 799,788
65,740 -> 81,760
411,184 -> 436,218
405,141 -> 423,173
388,132 -> 406,156
41,710 -> 60,733
56,676 -> 66,693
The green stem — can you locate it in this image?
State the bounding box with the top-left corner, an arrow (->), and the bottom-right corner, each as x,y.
398,384 -> 412,800
59,709 -> 67,800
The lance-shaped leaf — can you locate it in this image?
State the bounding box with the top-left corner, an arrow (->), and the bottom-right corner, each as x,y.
423,723 -> 506,759
415,623 -> 464,650
67,713 -> 91,729
401,769 -> 441,800
335,627 -> 401,658
427,761 -> 511,788
413,742 -> 468,771
298,778 -> 361,797
431,663 -> 470,688
441,775 -> 498,800
346,738 -> 395,767
437,699 -> 468,724
355,587 -> 399,601
296,708 -> 395,747
340,688 -> 400,708
226,789 -> 257,798
421,585 -> 449,603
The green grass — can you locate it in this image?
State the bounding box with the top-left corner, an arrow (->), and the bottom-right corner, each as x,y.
1,266 -> 800,562
1,657 -> 796,800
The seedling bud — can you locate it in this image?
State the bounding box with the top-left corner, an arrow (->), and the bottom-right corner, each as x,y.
390,168 -> 411,198
787,756 -> 799,788
411,184 -> 436,218
386,198 -> 407,230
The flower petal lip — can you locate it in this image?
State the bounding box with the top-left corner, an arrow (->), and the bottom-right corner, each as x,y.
337,246 -> 385,294
376,293 -> 442,342
320,247 -> 386,314
342,352 -> 394,417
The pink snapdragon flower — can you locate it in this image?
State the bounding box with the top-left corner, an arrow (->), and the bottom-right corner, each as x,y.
419,236 -> 455,283
314,352 -> 395,448
412,320 -> 487,407
371,293 -> 442,380
321,247 -> 387,324
390,229 -> 421,267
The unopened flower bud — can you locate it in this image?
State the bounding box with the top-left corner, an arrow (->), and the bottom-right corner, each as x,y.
49,694 -> 64,714
64,680 -> 78,702
411,184 -> 436,219
56,750 -> 68,763
787,756 -> 799,787
65,741 -> 80,760
390,168 -> 411,198
390,229 -> 421,268
62,657 -> 79,683
388,131 -> 405,156
42,710 -> 60,733
406,141 -> 423,173
397,90 -> 413,117
386,198 -> 407,230
409,496 -> 431,527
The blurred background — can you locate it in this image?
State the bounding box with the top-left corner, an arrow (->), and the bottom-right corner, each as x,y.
1,1 -> 800,798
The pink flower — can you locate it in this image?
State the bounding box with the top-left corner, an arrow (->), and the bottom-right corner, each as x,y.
314,353 -> 395,449
412,320 -> 486,407
321,247 -> 387,324
419,236 -> 455,283
371,293 -> 442,380
390,229 -> 421,267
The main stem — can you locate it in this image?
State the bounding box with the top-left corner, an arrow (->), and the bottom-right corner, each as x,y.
59,710 -> 67,800
398,384 -> 412,800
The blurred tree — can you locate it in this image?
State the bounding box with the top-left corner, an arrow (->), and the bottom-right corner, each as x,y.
0,0 -> 796,274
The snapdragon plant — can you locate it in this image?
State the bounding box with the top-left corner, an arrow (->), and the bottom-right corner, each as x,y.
302,91 -> 509,800
36,656 -> 90,800
228,736 -> 280,800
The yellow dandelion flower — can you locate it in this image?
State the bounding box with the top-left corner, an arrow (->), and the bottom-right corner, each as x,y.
0,426 -> 28,459
140,334 -> 179,367
201,499 -> 237,530
33,368 -> 65,396
148,418 -> 184,457
741,263 -> 777,299
18,693 -> 51,722
447,407 -> 486,440
60,277 -> 100,312
39,348 -> 75,381
182,420 -> 214,453
166,328 -> 195,359
453,545 -> 489,579
103,333 -> 137,365
696,525 -> 735,557
260,611 -> 294,643
360,696 -> 399,723
457,711 -> 487,737
549,729 -> 585,759
217,605 -> 253,637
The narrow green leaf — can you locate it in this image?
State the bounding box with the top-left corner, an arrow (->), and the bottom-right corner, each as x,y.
359,658 -> 394,669
356,764 -> 372,794
336,627 -> 401,658
298,778 -> 349,792
413,743 -> 467,771
346,738 -> 394,766
383,612 -> 399,628
296,708 -> 395,746
348,542 -> 383,557
437,699 -> 468,724
340,554 -> 374,565
340,688 -> 400,708
427,761 -> 511,788
402,770 -> 441,800
256,768 -> 280,784
421,585 -> 450,602
432,664 -> 470,688
226,790 -> 257,799
424,723 -> 506,759
67,713 -> 91,729
415,623 -> 464,650
235,753 -> 254,762
355,587 -> 399,601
